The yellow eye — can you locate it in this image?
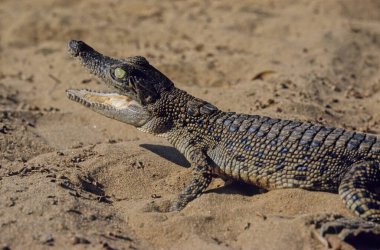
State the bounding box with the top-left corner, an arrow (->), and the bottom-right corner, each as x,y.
114,68 -> 126,79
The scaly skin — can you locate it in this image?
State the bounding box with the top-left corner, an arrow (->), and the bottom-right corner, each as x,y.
66,40 -> 380,223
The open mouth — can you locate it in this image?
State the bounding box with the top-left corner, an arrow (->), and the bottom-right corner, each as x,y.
66,88 -> 150,127
66,40 -> 151,127
66,89 -> 139,112
66,40 -> 138,111
66,40 -> 139,113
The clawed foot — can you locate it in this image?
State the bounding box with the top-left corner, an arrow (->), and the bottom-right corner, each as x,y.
309,215 -> 380,249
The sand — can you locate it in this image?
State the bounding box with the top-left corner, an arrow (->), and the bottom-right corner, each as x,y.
1,0 -> 380,249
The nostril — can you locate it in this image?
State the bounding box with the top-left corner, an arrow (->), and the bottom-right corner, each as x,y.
68,40 -> 80,57
68,40 -> 93,57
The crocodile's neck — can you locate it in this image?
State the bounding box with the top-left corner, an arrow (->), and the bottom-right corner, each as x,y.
138,87 -> 224,155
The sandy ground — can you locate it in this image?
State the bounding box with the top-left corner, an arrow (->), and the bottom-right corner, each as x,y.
1,0 -> 380,249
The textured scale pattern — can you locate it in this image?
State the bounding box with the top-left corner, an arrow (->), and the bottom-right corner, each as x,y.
156,90 -> 380,222
67,40 -> 380,224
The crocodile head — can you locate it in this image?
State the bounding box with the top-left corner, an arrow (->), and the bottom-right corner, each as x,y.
66,40 -> 174,127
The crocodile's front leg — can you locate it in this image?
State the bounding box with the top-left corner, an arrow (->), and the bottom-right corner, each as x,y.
170,148 -> 213,211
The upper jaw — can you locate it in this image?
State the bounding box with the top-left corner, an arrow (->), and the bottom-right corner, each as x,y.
67,40 -> 122,89
68,40 -> 121,66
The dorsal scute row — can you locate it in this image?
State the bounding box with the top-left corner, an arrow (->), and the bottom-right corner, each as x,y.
186,98 -> 218,117
211,113 -> 379,156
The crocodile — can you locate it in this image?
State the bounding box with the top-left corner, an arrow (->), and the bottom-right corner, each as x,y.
66,40 -> 380,224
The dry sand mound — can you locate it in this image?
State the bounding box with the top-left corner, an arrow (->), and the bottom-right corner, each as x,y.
1,0 -> 380,249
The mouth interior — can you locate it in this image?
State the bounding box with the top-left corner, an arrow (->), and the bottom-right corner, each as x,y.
84,92 -> 131,108
66,89 -> 138,110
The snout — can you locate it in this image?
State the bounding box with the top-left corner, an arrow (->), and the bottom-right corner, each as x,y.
68,40 -> 95,57
67,40 -> 122,81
